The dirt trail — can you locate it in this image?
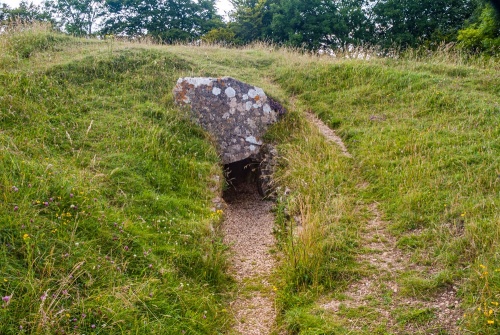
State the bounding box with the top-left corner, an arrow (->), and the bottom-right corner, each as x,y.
304,111 -> 352,158
222,183 -> 277,335
307,111 -> 463,334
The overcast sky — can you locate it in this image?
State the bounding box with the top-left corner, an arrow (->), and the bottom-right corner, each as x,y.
1,0 -> 234,17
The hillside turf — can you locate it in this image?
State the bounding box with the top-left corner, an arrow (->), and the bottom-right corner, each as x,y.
1,25 -> 499,334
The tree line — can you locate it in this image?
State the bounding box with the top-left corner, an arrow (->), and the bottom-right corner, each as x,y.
1,0 -> 499,52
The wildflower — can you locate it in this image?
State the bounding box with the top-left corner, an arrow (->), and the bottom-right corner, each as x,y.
40,293 -> 47,301
480,264 -> 486,269
14,206 -> 19,211
23,234 -> 30,240
461,212 -> 466,217
91,324 -> 96,329
2,296 -> 11,303
492,302 -> 499,306
487,320 -> 494,325
148,264 -> 153,268
49,198 -> 54,202
65,313 -> 70,318
12,186 -> 19,192
123,246 -> 129,251
70,193 -> 74,198
81,313 -> 86,319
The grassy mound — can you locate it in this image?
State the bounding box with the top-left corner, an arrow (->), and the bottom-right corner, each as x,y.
2,24 -> 500,334
271,49 -> 500,333
1,26 -> 228,334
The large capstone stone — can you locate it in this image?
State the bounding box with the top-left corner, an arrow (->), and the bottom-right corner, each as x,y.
173,77 -> 284,164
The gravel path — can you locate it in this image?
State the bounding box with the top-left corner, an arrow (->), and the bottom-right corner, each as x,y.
223,183 -> 277,335
308,111 -> 463,334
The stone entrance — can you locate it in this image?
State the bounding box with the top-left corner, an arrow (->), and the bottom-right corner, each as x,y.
173,77 -> 284,197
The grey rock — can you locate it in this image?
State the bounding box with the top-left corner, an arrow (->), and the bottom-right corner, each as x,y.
173,77 -> 285,164
255,144 -> 279,199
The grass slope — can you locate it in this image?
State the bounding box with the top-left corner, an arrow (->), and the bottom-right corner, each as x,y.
1,24 -> 500,335
273,54 -> 500,333
1,25 -> 228,334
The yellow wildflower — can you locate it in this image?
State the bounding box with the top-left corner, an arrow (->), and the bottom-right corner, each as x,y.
23,234 -> 30,240
487,320 -> 494,325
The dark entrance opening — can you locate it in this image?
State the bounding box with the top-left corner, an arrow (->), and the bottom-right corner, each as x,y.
222,158 -> 261,202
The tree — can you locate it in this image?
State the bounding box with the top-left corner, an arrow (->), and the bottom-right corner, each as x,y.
458,1 -> 500,51
228,0 -> 273,44
268,0 -> 371,49
373,0 -> 477,48
202,27 -> 237,44
0,1 -> 52,24
0,3 -> 9,22
43,0 -> 105,35
102,0 -> 223,42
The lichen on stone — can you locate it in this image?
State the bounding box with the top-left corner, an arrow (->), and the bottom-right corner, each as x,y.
173,76 -> 285,164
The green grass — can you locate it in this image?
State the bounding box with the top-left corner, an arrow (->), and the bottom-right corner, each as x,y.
272,48 -> 500,333
1,25 -> 229,334
1,24 -> 500,334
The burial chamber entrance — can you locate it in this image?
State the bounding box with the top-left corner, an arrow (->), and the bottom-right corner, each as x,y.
222,158 -> 261,201
172,76 -> 285,200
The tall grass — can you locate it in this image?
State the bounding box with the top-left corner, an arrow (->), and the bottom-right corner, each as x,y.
0,24 -> 230,334
2,23 -> 500,334
272,47 -> 500,333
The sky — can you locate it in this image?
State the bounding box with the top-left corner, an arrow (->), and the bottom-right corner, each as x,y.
1,0 -> 234,17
